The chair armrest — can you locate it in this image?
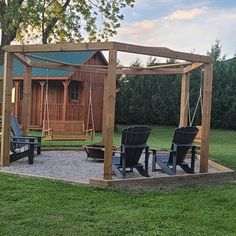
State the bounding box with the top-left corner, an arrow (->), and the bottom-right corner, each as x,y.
11,140 -> 37,145
173,142 -> 196,148
123,144 -> 149,149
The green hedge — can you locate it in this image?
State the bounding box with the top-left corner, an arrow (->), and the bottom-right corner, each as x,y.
116,58 -> 236,130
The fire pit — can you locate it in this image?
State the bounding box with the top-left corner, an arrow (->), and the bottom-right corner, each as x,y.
83,144 -> 117,160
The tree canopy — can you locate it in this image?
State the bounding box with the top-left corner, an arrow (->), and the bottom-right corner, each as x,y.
0,0 -> 134,63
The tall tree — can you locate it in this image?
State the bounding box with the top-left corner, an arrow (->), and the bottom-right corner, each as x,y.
0,0 -> 135,64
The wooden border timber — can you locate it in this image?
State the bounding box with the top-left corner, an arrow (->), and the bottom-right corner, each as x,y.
89,171 -> 235,191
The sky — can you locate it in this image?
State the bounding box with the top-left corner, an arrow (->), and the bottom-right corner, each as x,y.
111,0 -> 236,65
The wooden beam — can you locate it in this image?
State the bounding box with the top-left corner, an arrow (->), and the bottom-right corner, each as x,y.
14,53 -> 31,66
21,66 -> 32,135
183,62 -> 204,74
103,49 -> 117,180
62,80 -> 70,121
30,61 -> 108,74
4,42 -> 114,53
113,42 -> 213,63
147,62 -> 191,68
0,52 -> 13,166
179,73 -> 190,127
27,54 -> 108,68
116,68 -> 184,75
200,63 -> 213,173
102,75 -> 108,145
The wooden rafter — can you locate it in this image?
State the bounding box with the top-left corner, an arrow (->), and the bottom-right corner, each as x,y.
14,53 -> 31,66
30,61 -> 108,74
26,54 -> 108,69
116,68 -> 184,75
183,62 -> 204,74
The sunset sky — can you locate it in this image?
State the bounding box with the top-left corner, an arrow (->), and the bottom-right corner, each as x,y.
111,0 -> 236,64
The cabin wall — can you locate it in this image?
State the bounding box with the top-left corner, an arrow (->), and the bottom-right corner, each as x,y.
78,52 -> 106,131
0,51 -> 107,131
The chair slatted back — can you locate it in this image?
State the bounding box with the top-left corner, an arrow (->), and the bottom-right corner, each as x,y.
169,126 -> 198,164
11,115 -> 22,137
121,125 -> 151,167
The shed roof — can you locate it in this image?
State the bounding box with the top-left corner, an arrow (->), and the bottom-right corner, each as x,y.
0,51 -> 100,77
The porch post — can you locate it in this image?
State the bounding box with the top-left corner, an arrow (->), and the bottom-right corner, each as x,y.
103,49 -> 117,180
179,73 -> 190,127
14,81 -> 20,117
200,63 -> 213,173
39,81 -> 45,126
102,74 -> 108,145
0,52 -> 13,166
21,65 -> 32,135
62,80 -> 70,121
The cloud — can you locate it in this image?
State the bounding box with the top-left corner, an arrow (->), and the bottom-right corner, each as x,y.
166,7 -> 206,20
112,7 -> 236,65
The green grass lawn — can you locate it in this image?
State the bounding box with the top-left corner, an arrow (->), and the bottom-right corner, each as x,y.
0,126 -> 235,235
0,174 -> 235,236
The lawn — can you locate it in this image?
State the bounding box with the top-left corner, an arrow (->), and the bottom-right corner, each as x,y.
0,174 -> 236,236
0,125 -> 235,235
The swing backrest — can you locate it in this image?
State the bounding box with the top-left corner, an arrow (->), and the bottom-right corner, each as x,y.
43,120 -> 87,135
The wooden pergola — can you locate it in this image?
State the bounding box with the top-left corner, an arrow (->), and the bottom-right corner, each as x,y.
0,42 -> 213,180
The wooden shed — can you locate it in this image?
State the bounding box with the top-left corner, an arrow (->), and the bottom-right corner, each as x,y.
0,51 -> 107,131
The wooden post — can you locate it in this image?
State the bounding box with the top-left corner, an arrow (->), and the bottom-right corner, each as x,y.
179,73 -> 190,127
0,52 -> 13,166
200,63 -> 213,173
39,81 -> 45,126
21,66 -> 32,135
102,74 -> 108,145
103,49 -> 117,180
62,80 -> 70,121
14,81 -> 20,117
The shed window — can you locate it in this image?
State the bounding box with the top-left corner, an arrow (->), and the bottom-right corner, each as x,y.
70,84 -> 79,101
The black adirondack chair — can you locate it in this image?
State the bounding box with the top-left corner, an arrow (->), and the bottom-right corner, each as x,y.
152,126 -> 198,175
112,125 -> 151,179
10,138 -> 37,164
11,115 -> 41,155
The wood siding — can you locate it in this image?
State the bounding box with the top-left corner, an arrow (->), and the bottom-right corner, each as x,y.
0,51 -> 106,131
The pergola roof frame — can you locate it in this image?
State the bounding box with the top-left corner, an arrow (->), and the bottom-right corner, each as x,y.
1,41 -> 213,181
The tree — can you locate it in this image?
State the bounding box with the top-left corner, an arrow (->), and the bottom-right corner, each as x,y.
0,0 -> 135,64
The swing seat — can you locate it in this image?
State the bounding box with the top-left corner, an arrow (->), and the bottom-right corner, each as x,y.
43,120 -> 93,141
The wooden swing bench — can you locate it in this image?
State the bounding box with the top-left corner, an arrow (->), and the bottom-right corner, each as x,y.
43,120 -> 94,141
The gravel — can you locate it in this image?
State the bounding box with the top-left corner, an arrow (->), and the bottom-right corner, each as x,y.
0,150 -> 219,184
